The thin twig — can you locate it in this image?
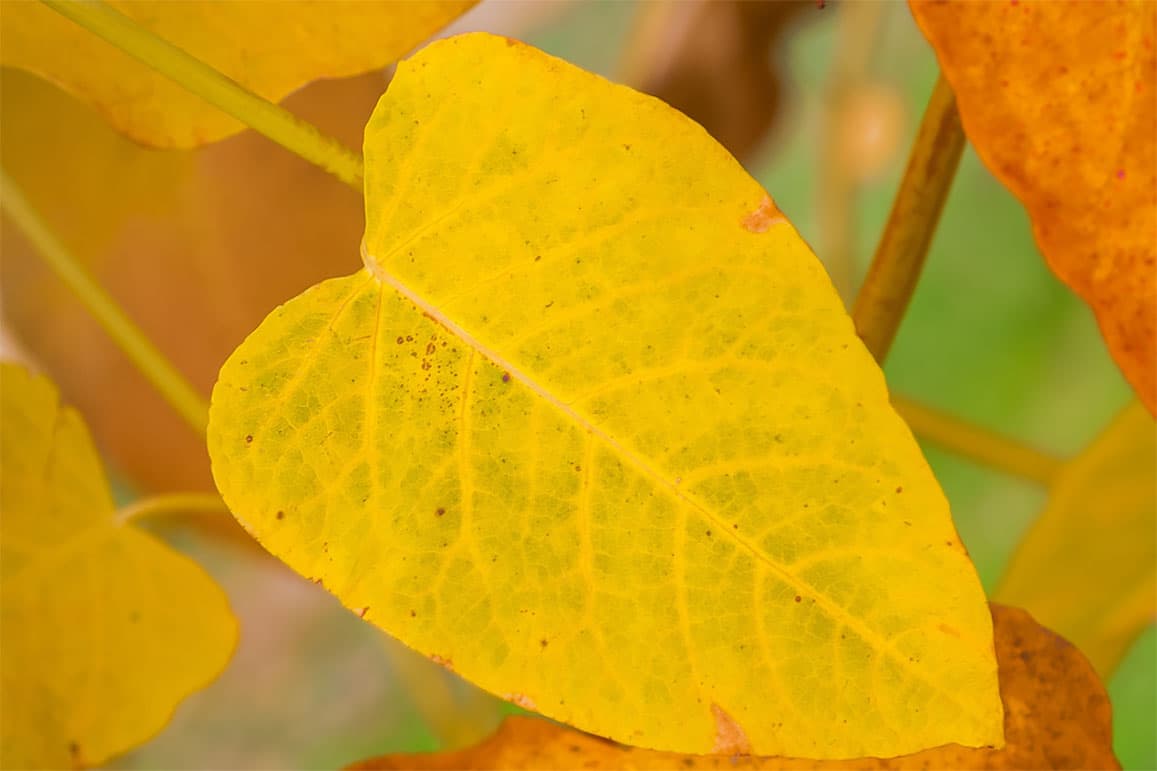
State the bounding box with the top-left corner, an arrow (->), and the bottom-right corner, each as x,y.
892,396 -> 1064,486
1,169 -> 210,437
852,73 -> 965,362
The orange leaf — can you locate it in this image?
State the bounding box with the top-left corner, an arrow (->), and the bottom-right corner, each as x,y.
351,606 -> 1118,770
910,0 -> 1157,415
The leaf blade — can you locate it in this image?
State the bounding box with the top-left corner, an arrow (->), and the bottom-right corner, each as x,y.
0,364 -> 236,768
996,402 -> 1156,679
209,32 -> 1001,758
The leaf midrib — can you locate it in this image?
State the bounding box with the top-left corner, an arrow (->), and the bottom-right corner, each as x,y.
360,248 -> 986,725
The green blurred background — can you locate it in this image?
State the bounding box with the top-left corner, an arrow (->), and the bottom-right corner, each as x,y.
110,2 -> 1153,769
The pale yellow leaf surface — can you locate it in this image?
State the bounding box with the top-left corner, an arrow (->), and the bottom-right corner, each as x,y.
0,0 -> 475,148
208,33 -> 1001,759
996,402 -> 1156,680
0,364 -> 236,769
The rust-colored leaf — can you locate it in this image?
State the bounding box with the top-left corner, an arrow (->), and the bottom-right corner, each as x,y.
351,606 -> 1118,770
910,0 -> 1157,415
0,68 -> 375,495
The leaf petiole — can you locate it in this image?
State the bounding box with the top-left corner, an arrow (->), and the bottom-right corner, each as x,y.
116,492 -> 232,525
40,0 -> 363,191
893,395 -> 1064,486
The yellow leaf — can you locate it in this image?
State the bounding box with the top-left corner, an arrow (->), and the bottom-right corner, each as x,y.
208,33 -> 1001,758
909,0 -> 1157,415
350,606 -> 1120,770
0,364 -> 236,769
0,0 -> 475,148
996,402 -> 1156,680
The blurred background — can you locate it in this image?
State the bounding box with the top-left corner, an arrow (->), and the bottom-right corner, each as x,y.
1,1 -> 1150,768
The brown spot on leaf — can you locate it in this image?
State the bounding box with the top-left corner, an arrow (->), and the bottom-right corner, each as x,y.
275,510 -> 284,520
939,623 -> 962,639
740,195 -> 785,233
244,434 -> 253,444
710,703 -> 751,755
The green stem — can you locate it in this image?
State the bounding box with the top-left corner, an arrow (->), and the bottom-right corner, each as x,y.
0,169 -> 210,437
893,395 -> 1064,486
852,73 -> 965,362
41,0 -> 363,191
117,492 -> 230,525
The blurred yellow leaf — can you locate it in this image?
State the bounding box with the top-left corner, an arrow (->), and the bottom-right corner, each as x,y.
996,402 -> 1156,680
208,33 -> 1000,758
0,67 -> 377,497
0,0 -> 474,147
350,606 -> 1119,770
910,0 -> 1157,415
0,364 -> 236,769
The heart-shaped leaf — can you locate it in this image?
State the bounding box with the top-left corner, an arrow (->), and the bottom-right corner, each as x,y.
208,32 -> 1001,758
0,364 -> 236,768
